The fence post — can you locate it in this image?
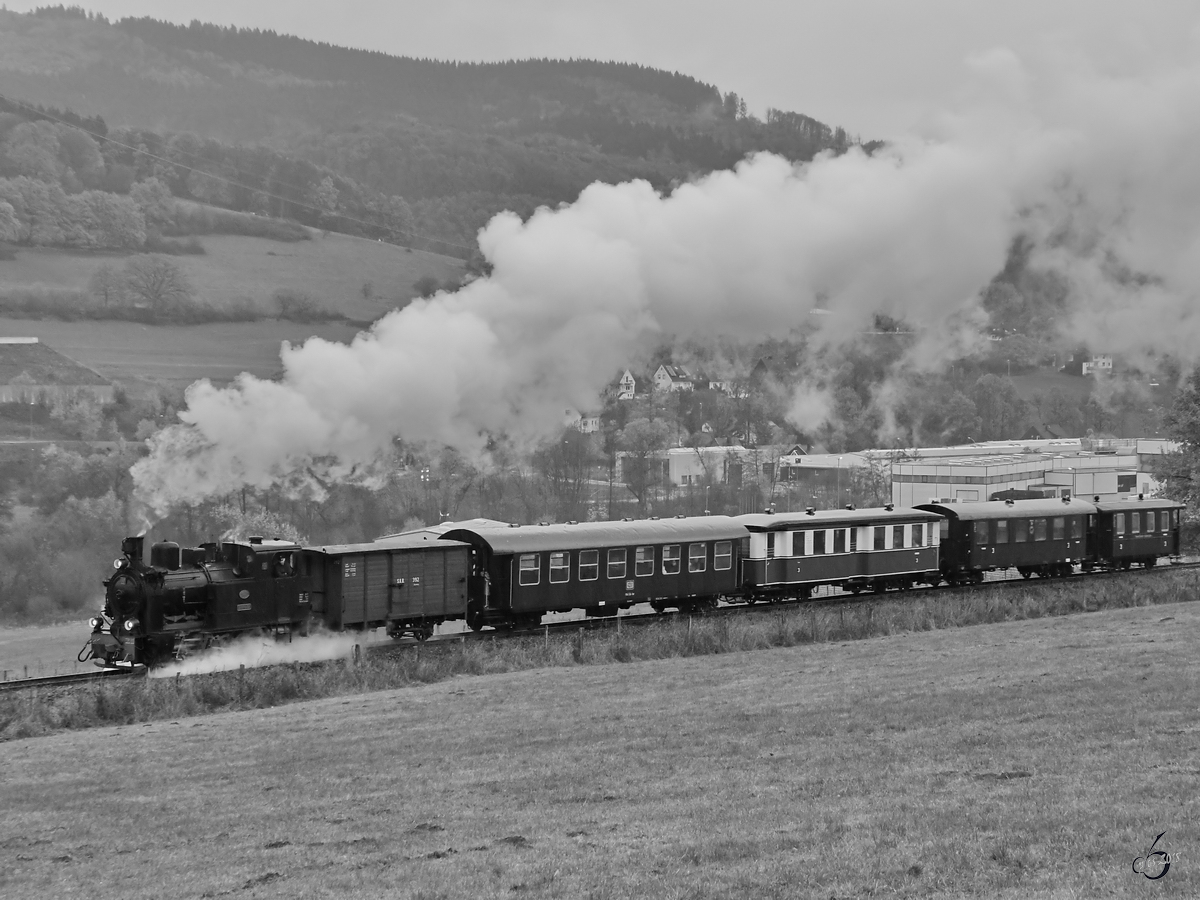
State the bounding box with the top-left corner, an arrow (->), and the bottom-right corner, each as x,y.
544,624 -> 549,649
238,664 -> 245,703
353,644 -> 361,666
617,615 -> 622,636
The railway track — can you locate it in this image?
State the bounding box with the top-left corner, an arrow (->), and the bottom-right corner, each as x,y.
0,665 -> 146,693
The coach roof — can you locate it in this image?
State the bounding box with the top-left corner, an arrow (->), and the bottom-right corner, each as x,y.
1091,498 -> 1183,513
916,498 -> 1097,520
738,506 -> 943,531
310,534 -> 472,555
440,516 -> 748,554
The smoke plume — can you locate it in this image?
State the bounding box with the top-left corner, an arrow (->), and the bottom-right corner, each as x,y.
135,39 -> 1200,510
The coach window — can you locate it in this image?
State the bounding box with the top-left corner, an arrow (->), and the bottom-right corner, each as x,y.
607,549 -> 627,579
578,550 -> 599,581
1130,512 -> 1141,534
1052,517 -> 1065,541
1034,518 -> 1048,541
688,543 -> 706,572
1069,517 -> 1083,540
833,529 -> 846,553
893,525 -> 905,549
635,546 -> 654,577
874,526 -> 886,550
766,532 -> 776,559
662,544 -> 681,575
912,523 -> 924,547
1014,519 -> 1028,543
714,541 -> 732,570
995,520 -> 1008,543
1173,509 -> 1180,528
974,520 -> 989,545
813,530 -> 826,554
518,553 -> 540,586
794,531 -> 808,555
550,551 -> 569,584
849,528 -> 858,551
1115,513 -> 1126,535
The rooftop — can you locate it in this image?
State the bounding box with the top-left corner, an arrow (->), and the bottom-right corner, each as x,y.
0,339 -> 110,386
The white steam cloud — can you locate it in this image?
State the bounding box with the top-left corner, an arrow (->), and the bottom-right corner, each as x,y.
149,629 -> 382,678
135,40 -> 1200,510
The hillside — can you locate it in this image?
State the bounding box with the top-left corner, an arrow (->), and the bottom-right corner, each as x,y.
0,6 -> 860,250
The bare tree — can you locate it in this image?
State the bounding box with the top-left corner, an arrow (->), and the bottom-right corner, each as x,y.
124,255 -> 194,318
89,263 -> 125,307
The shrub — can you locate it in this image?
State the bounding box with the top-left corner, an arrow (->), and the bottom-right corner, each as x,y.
167,206 -> 310,242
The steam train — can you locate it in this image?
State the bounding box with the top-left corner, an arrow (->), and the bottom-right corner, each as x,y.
84,495 -> 1184,667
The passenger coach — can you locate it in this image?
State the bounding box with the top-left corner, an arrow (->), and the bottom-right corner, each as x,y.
738,505 -> 943,597
440,517 -> 750,628
916,497 -> 1094,582
1089,497 -> 1182,569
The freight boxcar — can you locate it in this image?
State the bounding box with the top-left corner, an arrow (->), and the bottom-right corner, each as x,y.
303,535 -> 472,640
916,497 -> 1095,582
1089,497 -> 1183,569
738,506 -> 943,597
440,517 -> 750,628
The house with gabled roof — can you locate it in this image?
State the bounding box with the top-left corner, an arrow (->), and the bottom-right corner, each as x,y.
653,364 -> 696,392
0,337 -> 114,404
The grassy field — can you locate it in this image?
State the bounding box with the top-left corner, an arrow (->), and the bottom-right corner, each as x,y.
0,233 -> 465,323
2,596 -> 1198,898
0,316 -> 363,387
0,231 -> 465,388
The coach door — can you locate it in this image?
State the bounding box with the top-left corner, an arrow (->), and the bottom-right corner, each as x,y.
340,554 -> 366,626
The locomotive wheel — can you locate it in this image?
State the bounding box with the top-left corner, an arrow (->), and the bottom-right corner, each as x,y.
413,626 -> 433,642
1145,558 -> 1157,568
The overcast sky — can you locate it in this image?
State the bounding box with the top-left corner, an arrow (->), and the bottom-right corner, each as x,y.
6,0 -> 1200,137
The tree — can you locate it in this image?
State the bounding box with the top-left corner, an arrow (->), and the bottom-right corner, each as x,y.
1158,369 -> 1200,511
130,177 -> 176,229
413,275 -> 441,298
124,255 -> 194,317
618,418 -> 670,513
89,263 -> 125,307
969,375 -> 1028,441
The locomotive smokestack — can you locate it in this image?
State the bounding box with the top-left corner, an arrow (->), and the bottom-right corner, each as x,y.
121,536 -> 145,566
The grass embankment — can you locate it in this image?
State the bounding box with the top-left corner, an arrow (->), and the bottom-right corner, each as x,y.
2,588 -> 1199,898
4,568 -> 1196,741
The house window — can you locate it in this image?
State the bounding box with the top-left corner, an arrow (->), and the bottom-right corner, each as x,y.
635,546 -> 654,577
833,529 -> 846,554
1014,519 -> 1028,542
607,549 -> 626,579
714,541 -> 732,570
1115,513 -> 1126,535
1033,519 -> 1048,541
874,526 -> 886,550
1052,517 -> 1065,541
688,543 -> 706,572
518,553 -> 540,586
550,551 -> 569,583
578,550 -> 599,581
813,531 -> 826,555
893,525 -> 905,549
912,523 -> 924,547
662,545 -> 681,575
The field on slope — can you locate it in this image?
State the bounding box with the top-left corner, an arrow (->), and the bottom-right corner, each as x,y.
0,232 -> 465,387
0,232 -> 465,322
3,600 -> 1197,899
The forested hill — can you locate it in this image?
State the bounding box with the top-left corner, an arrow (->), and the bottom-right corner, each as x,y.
0,5 -> 864,250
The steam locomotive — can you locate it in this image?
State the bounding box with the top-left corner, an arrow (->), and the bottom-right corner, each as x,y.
83,495 -> 1183,668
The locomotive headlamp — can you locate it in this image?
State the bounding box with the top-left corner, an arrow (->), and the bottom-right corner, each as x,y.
113,558 -> 123,569
89,617 -> 102,630
122,618 -> 139,633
